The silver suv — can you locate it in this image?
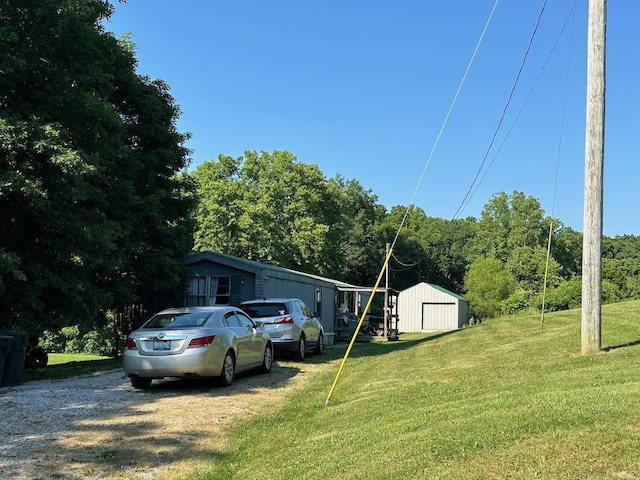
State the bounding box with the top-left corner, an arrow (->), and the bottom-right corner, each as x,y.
240,298 -> 324,360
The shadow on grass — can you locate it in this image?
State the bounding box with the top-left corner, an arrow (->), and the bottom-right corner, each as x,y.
23,358 -> 123,382
297,328 -> 467,366
603,338 -> 640,351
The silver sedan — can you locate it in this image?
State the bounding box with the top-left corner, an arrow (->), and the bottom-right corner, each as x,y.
123,306 -> 273,389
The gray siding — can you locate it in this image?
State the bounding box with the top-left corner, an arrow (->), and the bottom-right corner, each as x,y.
180,252 -> 351,342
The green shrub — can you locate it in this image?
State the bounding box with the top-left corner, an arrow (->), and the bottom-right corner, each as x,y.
40,322 -> 119,356
501,289 -> 537,314
602,279 -> 621,304
544,277 -> 582,312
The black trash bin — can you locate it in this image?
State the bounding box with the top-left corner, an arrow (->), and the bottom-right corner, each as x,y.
0,330 -> 28,387
0,335 -> 13,386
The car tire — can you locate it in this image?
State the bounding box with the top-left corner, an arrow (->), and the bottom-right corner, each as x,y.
218,350 -> 235,387
131,376 -> 152,389
259,343 -> 273,373
314,333 -> 324,355
294,333 -> 306,361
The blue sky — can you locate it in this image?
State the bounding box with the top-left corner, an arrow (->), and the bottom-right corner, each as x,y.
104,1 -> 639,237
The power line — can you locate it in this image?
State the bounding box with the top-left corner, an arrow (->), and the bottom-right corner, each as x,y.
451,0 -> 550,220
453,0 -> 580,219
391,252 -> 419,268
392,0 -> 500,249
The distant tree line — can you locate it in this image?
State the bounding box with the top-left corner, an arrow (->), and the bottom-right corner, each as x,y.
190,152 -> 640,320
2,1 -> 639,347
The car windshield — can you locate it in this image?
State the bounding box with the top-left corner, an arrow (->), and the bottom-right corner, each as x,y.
242,303 -> 288,318
143,312 -> 211,329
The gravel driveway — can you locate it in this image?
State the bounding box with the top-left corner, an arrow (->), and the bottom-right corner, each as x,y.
0,361 -> 306,479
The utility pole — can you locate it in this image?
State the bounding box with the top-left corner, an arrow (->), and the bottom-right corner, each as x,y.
581,0 -> 606,354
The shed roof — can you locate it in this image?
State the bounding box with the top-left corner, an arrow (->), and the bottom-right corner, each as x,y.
403,282 -> 468,302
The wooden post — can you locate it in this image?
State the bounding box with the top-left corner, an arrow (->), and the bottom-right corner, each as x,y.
581,0 -> 606,354
384,242 -> 390,338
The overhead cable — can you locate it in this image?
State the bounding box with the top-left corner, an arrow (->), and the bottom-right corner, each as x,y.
451,0 -> 550,220
392,0 -> 500,249
453,0 -> 579,218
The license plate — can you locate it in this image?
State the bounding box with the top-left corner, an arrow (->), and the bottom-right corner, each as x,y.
153,340 -> 171,350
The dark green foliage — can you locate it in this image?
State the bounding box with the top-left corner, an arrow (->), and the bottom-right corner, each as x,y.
39,323 -> 117,356
192,157 -> 639,317
464,256 -> 514,319
0,0 -> 195,335
328,175 -> 387,286
193,151 -> 367,279
3,3 -> 635,339
602,235 -> 640,300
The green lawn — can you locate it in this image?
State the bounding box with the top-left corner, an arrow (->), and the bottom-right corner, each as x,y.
18,302 -> 640,479
23,353 -> 121,381
194,301 -> 640,480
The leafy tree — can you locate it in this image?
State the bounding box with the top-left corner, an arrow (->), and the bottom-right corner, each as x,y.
0,0 -> 195,334
475,191 -> 547,262
328,176 -> 388,286
417,216 -> 477,294
544,277 -> 582,311
603,234 -> 640,261
193,151 -> 341,277
551,227 -> 583,279
464,256 -> 514,320
370,206 -> 478,294
601,279 -> 621,305
379,206 -> 437,291
602,235 -> 640,299
506,246 -> 562,294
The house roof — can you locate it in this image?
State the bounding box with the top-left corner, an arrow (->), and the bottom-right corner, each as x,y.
182,251 -> 364,289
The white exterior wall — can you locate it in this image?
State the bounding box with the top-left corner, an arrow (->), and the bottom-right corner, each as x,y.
398,282 -> 469,332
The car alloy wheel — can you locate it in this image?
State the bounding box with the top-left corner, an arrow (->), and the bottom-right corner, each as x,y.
295,333 -> 306,361
218,350 -> 235,387
260,343 -> 273,373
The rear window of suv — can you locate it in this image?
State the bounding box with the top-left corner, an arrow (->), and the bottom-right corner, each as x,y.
242,303 -> 288,318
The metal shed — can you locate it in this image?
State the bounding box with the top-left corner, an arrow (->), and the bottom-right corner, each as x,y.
398,282 -> 470,332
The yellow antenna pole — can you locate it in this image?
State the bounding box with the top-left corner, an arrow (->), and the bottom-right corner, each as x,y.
540,221 -> 554,329
325,247 -> 393,407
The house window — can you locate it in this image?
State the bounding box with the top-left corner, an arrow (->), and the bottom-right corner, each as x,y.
212,276 -> 230,304
187,276 -> 231,306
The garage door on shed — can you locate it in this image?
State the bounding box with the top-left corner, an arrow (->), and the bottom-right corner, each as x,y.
422,302 -> 456,331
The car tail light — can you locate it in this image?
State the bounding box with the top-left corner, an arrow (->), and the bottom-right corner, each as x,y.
188,335 -> 216,348
124,338 -> 137,350
277,316 -> 294,324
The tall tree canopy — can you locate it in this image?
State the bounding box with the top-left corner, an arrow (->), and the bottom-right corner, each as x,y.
474,191 -> 549,262
327,175 -> 387,286
193,151 -> 342,277
0,0 -> 195,334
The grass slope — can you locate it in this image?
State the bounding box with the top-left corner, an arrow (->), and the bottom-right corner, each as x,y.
196,301 -> 640,480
